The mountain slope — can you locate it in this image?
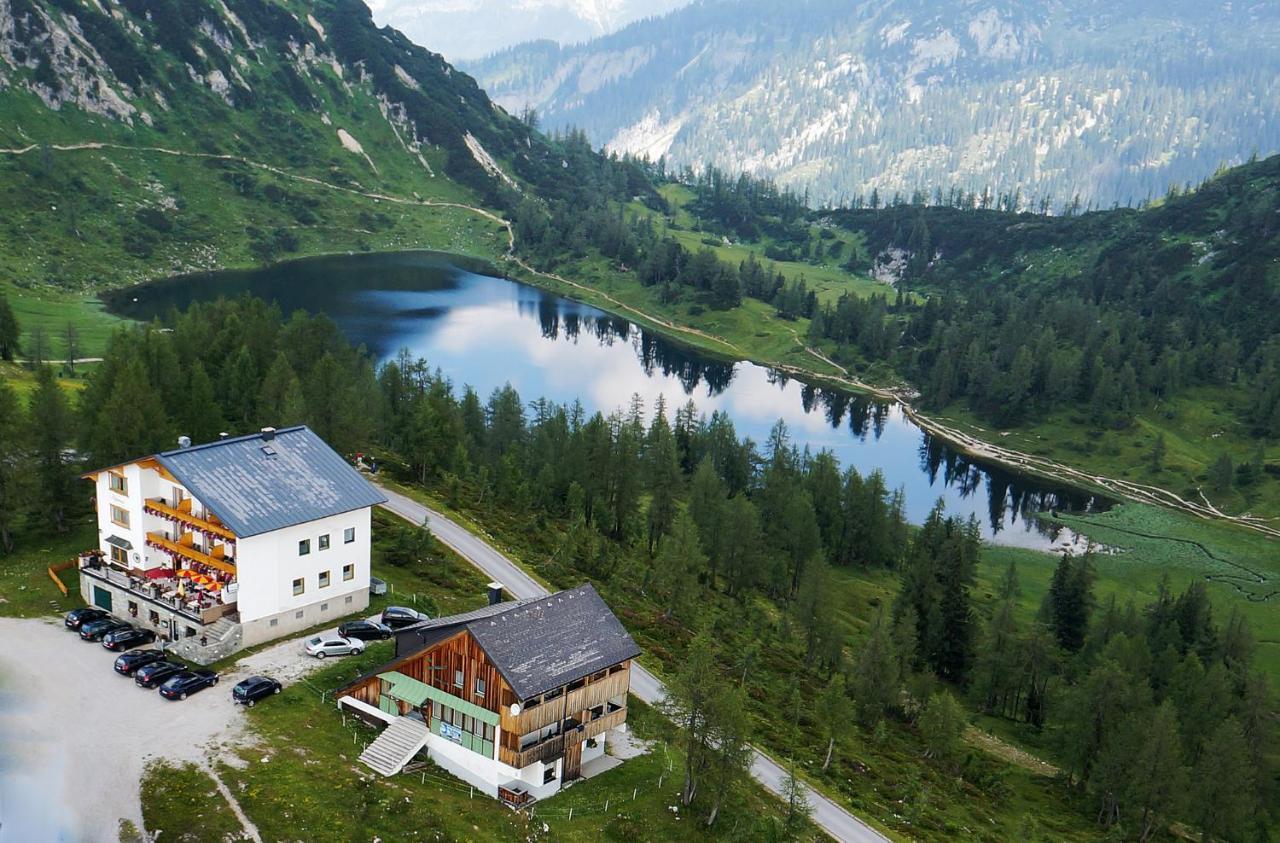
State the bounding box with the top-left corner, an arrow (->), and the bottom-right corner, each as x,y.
0,0 -> 642,304
468,0 -> 1280,208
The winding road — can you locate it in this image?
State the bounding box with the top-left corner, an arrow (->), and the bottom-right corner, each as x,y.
375,482 -> 888,843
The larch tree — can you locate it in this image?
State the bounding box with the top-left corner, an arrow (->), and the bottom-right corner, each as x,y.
27,366 -> 75,533
0,380 -> 25,552
851,607 -> 900,726
651,510 -> 705,620
0,293 -> 19,361
1191,717 -> 1255,843
818,673 -> 851,771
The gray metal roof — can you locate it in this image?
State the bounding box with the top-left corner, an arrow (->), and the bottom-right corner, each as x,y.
153,426 -> 387,538
462,584 -> 641,700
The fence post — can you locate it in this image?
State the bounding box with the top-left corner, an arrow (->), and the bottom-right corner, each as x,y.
632,787 -> 637,801
568,807 -> 573,821
604,799 -> 609,813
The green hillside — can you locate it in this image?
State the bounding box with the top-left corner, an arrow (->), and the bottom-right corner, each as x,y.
0,0 -> 647,352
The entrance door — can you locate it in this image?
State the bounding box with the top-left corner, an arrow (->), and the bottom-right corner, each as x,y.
562,738 -> 583,782
92,586 -> 113,612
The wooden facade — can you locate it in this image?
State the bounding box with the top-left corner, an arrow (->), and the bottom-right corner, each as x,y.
342,626 -> 632,781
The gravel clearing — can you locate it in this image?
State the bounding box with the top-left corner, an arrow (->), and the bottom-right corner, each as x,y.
0,616 -> 354,843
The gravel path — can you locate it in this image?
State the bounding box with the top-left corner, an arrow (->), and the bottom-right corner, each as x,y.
0,616 -> 348,843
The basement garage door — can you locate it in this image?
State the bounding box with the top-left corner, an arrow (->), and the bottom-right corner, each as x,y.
92,586 -> 113,612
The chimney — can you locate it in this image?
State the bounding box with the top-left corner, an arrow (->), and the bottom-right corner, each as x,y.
218,432 -> 230,440
487,582 -> 505,606
177,435 -> 192,449
260,427 -> 276,441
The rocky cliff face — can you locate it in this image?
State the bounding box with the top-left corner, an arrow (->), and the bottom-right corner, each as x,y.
467,0 -> 1280,208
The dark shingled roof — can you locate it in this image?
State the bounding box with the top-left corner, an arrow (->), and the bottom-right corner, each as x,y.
407,584 -> 640,700
152,426 -> 386,538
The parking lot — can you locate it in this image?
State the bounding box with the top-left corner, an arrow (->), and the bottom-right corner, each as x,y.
0,614 -> 370,843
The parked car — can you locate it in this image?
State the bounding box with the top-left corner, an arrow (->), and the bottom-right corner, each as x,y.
102,626 -> 158,651
134,660 -> 187,688
232,676 -> 282,706
379,606 -> 427,629
337,619 -> 393,642
114,649 -> 167,676
304,635 -> 366,658
64,607 -> 110,630
79,618 -> 132,641
159,669 -> 219,700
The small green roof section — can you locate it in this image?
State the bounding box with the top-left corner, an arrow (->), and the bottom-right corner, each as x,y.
379,672 -> 499,726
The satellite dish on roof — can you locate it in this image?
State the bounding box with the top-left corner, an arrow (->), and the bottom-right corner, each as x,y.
510,703 -> 521,716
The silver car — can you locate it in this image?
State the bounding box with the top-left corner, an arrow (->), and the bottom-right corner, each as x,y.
304,635 -> 366,659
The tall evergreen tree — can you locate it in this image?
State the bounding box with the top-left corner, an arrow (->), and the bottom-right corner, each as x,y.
27,366 -> 75,533
0,381 -> 24,552
0,293 -> 19,361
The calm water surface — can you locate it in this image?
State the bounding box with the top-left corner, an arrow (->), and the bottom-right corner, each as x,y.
107,252 -> 1107,550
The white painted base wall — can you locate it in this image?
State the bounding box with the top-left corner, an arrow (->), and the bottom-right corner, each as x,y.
423,732 -> 563,802
240,586 -> 370,646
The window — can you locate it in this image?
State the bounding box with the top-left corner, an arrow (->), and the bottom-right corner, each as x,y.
148,610 -> 159,625
318,534 -> 330,551
292,578 -> 304,596
295,610 -> 304,620
110,545 -> 128,566
344,595 -> 353,604
128,600 -> 138,617
269,618 -> 278,628
298,539 -> 310,556
342,563 -> 354,582
319,570 -> 330,588
110,505 -> 130,528
475,678 -> 486,698
108,473 -> 127,494
344,527 -> 355,544
320,602 -> 329,612
454,669 -> 464,689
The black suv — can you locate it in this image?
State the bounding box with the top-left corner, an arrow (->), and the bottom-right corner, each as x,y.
65,607 -> 110,630
80,618 -> 132,641
337,619 -> 394,641
380,606 -> 427,629
102,626 -> 158,651
159,669 -> 218,700
232,676 -> 282,706
114,649 -> 167,676
134,660 -> 186,688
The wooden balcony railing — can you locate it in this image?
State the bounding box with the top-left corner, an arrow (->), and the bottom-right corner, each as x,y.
501,665 -> 630,735
500,733 -> 565,769
144,498 -> 237,542
497,706 -> 628,770
145,532 -> 236,575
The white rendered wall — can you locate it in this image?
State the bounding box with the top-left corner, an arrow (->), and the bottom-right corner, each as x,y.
235,507 -> 372,623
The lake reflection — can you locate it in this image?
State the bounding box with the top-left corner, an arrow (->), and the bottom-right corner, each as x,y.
106,251 -> 1106,549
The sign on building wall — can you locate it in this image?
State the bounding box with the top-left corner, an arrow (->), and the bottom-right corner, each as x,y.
441,723 -> 463,744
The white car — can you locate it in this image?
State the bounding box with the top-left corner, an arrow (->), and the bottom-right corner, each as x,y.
304,635 -> 366,659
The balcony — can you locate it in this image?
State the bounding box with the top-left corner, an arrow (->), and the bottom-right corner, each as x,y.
78,556 -> 236,626
501,665 -> 631,735
144,497 -> 236,543
145,532 -> 236,575
497,705 -> 628,770
501,733 -> 565,769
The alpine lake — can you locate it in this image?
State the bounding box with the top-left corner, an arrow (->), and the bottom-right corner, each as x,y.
104,250 -> 1109,551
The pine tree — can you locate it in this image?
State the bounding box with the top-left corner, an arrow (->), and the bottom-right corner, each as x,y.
89,355 -> 170,465
644,403 -> 681,552
27,366 -> 75,533
662,630 -> 719,807
818,674 -> 850,771
1149,433 -> 1166,473
0,381 -> 25,552
651,511 -> 704,619
0,293 -> 19,361
780,760 -> 812,840
183,361 -> 225,444
851,607 -> 899,726
1191,717 -> 1255,843
1130,701 -> 1186,842
919,690 -> 966,762
1207,453 -> 1234,493
703,684 -> 752,827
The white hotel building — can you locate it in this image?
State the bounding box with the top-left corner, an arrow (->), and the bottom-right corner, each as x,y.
79,426 -> 386,662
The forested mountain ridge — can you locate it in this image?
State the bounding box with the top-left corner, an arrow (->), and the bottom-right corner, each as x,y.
823,153 -> 1280,435
468,0 -> 1280,209
0,0 -> 648,297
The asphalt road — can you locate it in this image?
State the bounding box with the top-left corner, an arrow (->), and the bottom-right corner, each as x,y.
376,483 -> 887,843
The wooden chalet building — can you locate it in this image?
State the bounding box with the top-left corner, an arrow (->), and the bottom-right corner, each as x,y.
338,583 -> 640,805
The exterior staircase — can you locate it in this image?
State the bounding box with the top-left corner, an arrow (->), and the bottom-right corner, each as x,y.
167,614 -> 243,665
359,716 -> 431,777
